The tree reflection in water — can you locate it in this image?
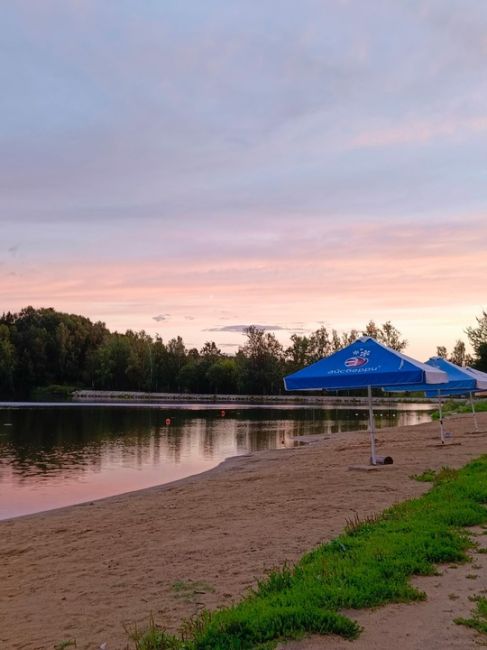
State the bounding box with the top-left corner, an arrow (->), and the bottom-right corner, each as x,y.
0,404 -> 432,518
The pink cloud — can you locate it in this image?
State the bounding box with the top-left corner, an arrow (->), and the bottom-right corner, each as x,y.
351,115 -> 487,149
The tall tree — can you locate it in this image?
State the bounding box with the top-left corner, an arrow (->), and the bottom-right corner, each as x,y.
308,327 -> 332,361
0,325 -> 16,395
475,342 -> 487,371
206,358 -> 238,394
466,310 -> 487,358
449,340 -> 472,367
285,334 -> 312,371
238,326 -> 285,394
436,346 -> 448,359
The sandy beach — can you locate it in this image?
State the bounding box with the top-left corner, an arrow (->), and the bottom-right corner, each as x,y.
1,413 -> 486,650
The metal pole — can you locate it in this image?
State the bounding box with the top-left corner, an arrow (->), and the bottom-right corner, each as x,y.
438,394 -> 445,444
469,391 -> 479,432
368,385 -> 377,465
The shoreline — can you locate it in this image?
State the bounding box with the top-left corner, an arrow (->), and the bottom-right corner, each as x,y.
1,414 -> 486,649
0,401 -> 435,523
72,389 -> 438,406
0,450 -> 253,525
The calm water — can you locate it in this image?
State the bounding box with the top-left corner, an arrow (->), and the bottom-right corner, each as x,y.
0,402 -> 433,520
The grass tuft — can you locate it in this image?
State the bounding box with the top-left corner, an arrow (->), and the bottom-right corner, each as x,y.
411,467 -> 459,485
129,617 -> 180,650
132,456 -> 487,649
411,468 -> 437,482
455,596 -> 487,635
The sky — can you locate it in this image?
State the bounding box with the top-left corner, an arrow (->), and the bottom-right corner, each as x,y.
1,0 -> 486,359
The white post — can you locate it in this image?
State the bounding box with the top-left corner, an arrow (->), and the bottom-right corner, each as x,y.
438,394 -> 445,444
469,391 -> 479,432
368,385 -> 377,465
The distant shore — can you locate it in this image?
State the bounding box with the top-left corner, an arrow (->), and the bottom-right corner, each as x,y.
73,388 -> 436,406
1,412 -> 486,649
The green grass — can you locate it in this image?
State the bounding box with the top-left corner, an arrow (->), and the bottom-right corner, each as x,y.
132,456 -> 487,650
431,399 -> 487,420
455,596 -> 487,635
411,467 -> 459,484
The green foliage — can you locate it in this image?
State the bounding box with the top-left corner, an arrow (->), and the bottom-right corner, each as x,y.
133,456 -> 487,650
31,384 -> 76,399
236,326 -> 285,395
435,340 -> 473,367
286,321 -> 406,375
362,320 -> 407,352
0,307 -> 108,397
455,596 -> 487,635
431,399 -> 487,419
0,323 -> 16,393
474,342 -> 487,372
466,310 -> 487,356
206,358 -> 238,394
130,619 -> 181,650
412,467 -> 460,485
0,307 -> 415,398
466,310 -> 487,370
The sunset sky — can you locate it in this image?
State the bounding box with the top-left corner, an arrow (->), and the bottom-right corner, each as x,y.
1,1 -> 486,359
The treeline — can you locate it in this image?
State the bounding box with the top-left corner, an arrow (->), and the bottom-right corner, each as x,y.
0,306 -> 485,398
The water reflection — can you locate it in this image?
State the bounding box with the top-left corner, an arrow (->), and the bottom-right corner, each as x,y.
0,404 -> 432,519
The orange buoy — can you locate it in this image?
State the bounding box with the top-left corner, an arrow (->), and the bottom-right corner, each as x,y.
165,417 -> 172,425
220,410 -> 226,417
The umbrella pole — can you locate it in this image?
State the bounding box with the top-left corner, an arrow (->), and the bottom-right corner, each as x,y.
469,391 -> 479,432
438,395 -> 445,444
368,385 -> 377,465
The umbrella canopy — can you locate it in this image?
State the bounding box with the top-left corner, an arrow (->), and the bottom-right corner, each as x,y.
383,357 -> 480,396
384,357 -> 487,440
465,366 -> 487,390
284,337 -> 447,391
284,337 -> 448,465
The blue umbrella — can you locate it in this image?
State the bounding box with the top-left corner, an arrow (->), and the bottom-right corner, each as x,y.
465,367 -> 487,431
465,366 -> 487,386
384,357 -> 487,441
284,337 -> 447,465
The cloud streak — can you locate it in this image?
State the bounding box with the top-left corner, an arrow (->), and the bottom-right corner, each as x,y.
204,325 -> 287,333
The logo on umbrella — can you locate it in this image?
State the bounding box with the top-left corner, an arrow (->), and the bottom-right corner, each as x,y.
344,357 -> 368,368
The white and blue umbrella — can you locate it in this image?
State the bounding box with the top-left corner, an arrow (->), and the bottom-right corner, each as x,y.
465,366 -> 487,386
385,357 -> 487,441
284,337 -> 448,465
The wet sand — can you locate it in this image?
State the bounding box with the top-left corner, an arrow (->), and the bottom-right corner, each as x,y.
1,413 -> 486,649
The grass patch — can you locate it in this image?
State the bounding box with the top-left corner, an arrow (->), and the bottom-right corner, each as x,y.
411,467 -> 459,485
129,618 -> 181,650
431,399 -> 487,420
455,596 -> 487,635
133,456 -> 487,649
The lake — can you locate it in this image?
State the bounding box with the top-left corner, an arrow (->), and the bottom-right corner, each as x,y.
0,402 -> 433,520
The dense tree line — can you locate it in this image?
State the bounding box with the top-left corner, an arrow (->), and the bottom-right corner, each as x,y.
0,306 -> 485,398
